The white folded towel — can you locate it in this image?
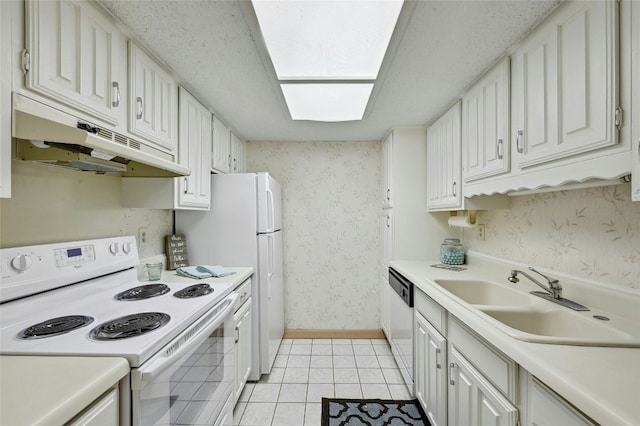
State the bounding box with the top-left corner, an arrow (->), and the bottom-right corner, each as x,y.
176,265 -> 236,279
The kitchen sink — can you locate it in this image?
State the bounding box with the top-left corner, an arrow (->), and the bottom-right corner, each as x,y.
434,279 -> 531,306
433,279 -> 640,347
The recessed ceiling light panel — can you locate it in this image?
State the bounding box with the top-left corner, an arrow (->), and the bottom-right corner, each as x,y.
281,83 -> 374,122
253,0 -> 403,80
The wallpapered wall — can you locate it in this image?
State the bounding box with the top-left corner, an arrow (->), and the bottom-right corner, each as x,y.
0,160 -> 172,259
464,184 -> 640,290
247,141 -> 382,330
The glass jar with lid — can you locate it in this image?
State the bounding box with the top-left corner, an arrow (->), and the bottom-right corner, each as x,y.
440,238 -> 465,265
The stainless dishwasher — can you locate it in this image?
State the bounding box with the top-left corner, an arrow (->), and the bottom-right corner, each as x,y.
388,267 -> 414,394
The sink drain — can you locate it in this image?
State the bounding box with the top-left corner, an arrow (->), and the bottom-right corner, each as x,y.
593,315 -> 610,321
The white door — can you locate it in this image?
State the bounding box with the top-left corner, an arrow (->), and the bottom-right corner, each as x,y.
258,230 -> 284,375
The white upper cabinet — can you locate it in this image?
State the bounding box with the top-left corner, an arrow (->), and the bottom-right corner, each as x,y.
0,1 -> 11,198
381,133 -> 393,208
511,1 -> 618,170
427,102 -> 462,210
177,87 -> 211,209
24,0 -> 124,126
129,41 -> 178,153
230,131 -> 246,173
632,0 -> 640,202
462,58 -> 510,182
211,116 -> 231,173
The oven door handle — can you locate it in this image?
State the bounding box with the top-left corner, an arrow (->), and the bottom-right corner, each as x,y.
131,293 -> 238,390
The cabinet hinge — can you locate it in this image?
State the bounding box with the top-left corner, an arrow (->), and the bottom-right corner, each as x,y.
21,49 -> 30,74
615,106 -> 623,130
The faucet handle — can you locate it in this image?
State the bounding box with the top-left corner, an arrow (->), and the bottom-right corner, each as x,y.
507,270 -> 519,283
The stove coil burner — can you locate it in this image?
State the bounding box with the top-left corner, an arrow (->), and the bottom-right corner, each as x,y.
18,315 -> 95,339
174,284 -> 214,299
89,312 -> 170,340
115,284 -> 170,300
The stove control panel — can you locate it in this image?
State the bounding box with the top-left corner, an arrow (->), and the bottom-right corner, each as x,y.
54,244 -> 96,268
0,236 -> 139,303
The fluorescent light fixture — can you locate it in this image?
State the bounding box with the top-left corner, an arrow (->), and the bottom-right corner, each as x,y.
252,0 -> 403,80
252,0 -> 403,122
281,83 -> 374,122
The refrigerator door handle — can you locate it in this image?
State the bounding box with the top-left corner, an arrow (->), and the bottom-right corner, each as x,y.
268,234 -> 274,298
266,187 -> 274,232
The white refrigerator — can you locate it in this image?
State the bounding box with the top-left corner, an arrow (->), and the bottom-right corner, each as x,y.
176,172 -> 284,380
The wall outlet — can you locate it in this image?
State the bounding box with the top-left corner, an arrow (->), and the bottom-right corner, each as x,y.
477,224 -> 486,240
138,227 -> 148,247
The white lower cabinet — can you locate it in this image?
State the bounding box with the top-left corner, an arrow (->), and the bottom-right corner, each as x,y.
521,373 -> 596,426
414,312 -> 446,426
413,286 -> 594,426
448,346 -> 518,426
234,295 -> 252,403
67,386 -> 119,426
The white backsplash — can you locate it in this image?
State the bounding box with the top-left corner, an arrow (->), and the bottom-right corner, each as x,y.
464,183 -> 640,290
247,141 -> 382,330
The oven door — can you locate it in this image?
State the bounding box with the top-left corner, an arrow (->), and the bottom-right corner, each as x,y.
130,293 -> 238,426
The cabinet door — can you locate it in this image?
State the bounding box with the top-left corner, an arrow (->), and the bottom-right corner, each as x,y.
512,1 -> 618,170
632,0 -> 640,202
0,0 -> 10,198
25,0 -> 123,125
177,88 -> 211,209
462,59 -> 510,182
381,133 -> 393,208
415,313 -> 447,426
212,116 -> 231,173
129,42 -> 178,152
448,346 -> 518,426
427,102 -> 462,210
230,132 -> 245,173
68,387 -> 119,426
234,300 -> 252,403
523,375 -> 595,426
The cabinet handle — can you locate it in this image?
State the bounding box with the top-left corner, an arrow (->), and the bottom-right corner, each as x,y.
386,189 -> 390,201
435,348 -> 441,369
452,182 -> 457,197
234,158 -> 237,171
449,363 -> 455,385
136,97 -> 144,119
112,82 -> 120,108
183,177 -> 189,194
516,130 -> 523,153
386,216 -> 390,228
497,139 -> 503,159
234,326 -> 239,343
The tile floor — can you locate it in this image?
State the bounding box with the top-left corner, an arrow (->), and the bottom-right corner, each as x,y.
233,338 -> 411,426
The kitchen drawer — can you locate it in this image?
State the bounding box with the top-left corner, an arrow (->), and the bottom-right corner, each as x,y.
448,316 -> 517,399
415,287 -> 447,335
234,278 -> 251,312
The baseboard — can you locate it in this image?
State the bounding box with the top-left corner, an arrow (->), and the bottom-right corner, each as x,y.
283,329 -> 386,339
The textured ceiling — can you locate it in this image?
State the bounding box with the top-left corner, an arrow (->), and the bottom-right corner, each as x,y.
97,0 -> 559,142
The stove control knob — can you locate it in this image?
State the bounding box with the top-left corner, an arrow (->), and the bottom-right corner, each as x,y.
122,242 -> 132,254
109,242 -> 120,255
11,254 -> 33,272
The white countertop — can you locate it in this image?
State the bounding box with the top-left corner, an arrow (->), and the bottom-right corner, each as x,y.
0,356 -> 129,425
157,266 -> 254,289
390,255 -> 640,426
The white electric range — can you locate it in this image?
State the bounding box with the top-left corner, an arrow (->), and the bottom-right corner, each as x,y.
0,236 -> 237,426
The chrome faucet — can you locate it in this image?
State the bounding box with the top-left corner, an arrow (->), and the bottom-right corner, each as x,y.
508,267 -> 563,299
507,267 -> 589,311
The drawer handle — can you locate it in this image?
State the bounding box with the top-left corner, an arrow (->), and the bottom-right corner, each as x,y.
449,363 -> 455,385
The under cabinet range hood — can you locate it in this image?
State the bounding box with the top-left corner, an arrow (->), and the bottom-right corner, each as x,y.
12,93 -> 190,177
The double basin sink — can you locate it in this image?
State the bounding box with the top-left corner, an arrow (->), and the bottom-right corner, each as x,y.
433,279 -> 640,347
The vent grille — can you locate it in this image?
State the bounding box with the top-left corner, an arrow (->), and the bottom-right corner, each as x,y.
113,134 -> 128,146
129,139 -> 142,151
97,128 -> 114,141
